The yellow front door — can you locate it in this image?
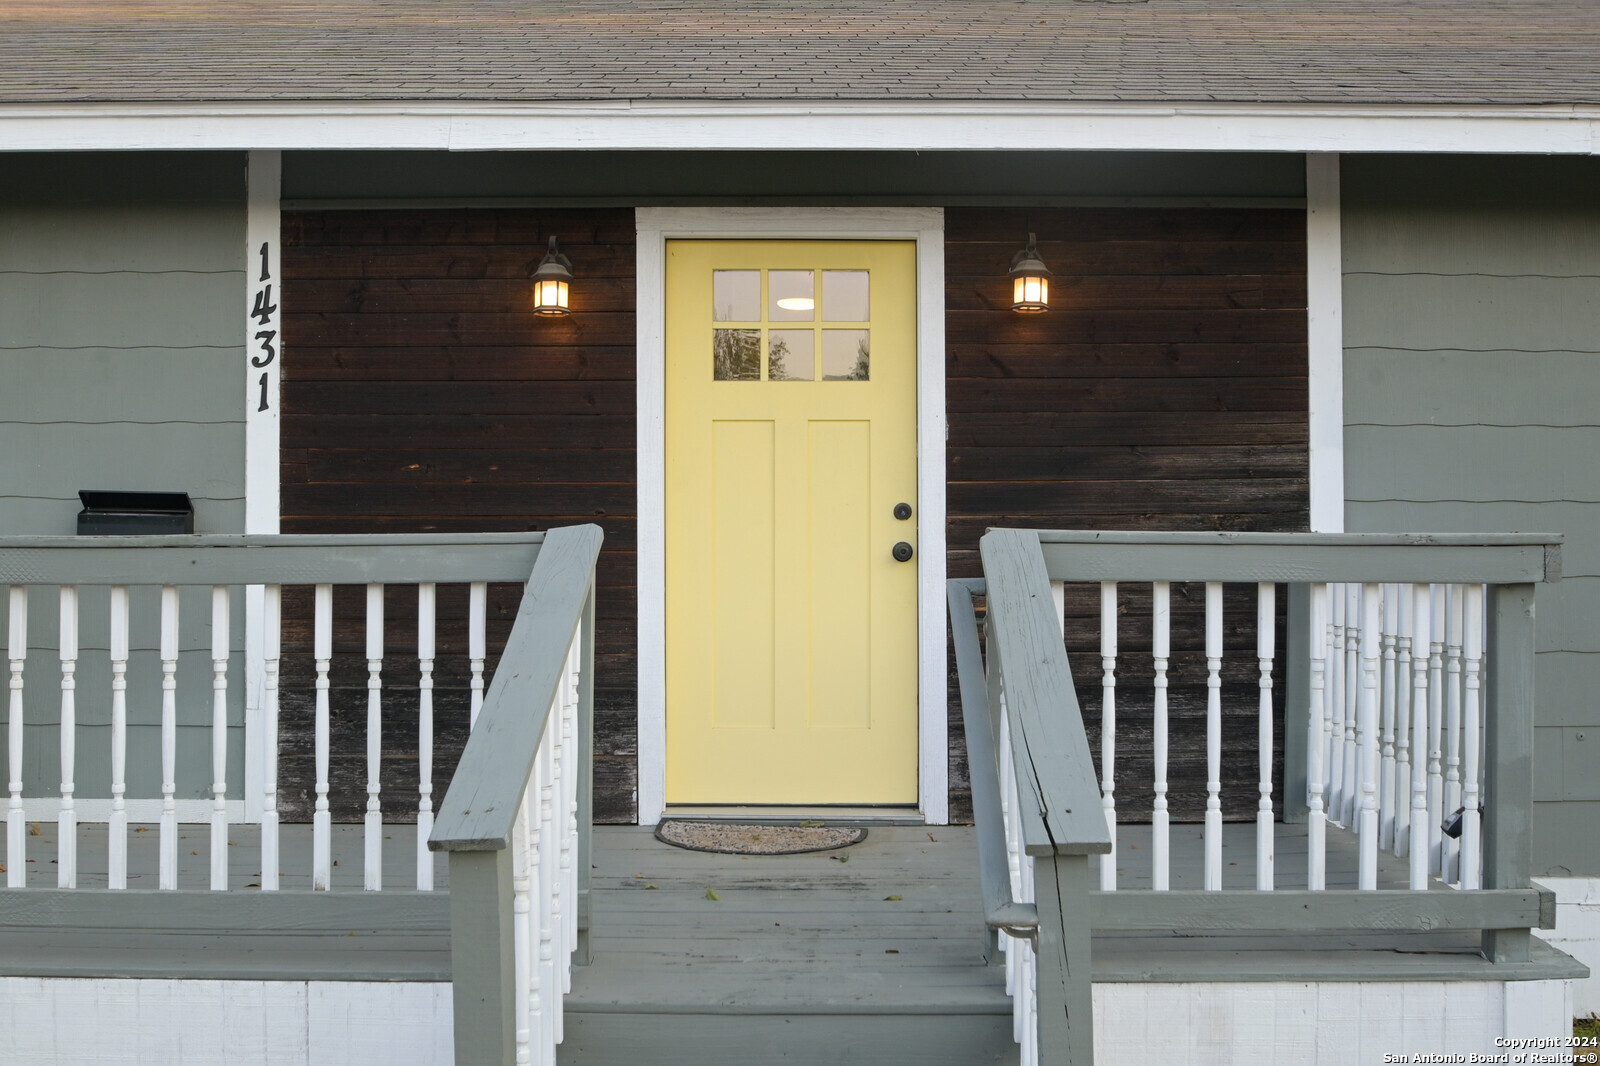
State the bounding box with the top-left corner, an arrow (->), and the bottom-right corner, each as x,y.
665,240 -> 919,805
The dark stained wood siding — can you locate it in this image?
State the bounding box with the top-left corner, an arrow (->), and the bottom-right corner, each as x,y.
944,207 -> 1309,824
279,208 -> 637,824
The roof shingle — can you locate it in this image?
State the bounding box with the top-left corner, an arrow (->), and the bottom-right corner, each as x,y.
3,0 -> 1598,107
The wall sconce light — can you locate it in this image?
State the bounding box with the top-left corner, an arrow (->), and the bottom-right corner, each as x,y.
1009,232 -> 1051,313
531,236 -> 573,316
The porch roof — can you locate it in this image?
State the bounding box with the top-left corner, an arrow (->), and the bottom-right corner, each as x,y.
3,0 -> 1599,108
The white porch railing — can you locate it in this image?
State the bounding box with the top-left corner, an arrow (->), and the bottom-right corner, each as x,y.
1316,582 -> 1487,891
0,532 -> 573,893
950,529 -> 1560,1066
1,526 -> 601,1066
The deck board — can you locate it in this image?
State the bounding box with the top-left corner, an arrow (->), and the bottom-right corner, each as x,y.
0,820 -> 1582,990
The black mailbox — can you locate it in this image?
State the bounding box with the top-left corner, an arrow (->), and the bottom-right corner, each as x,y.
76,491 -> 195,535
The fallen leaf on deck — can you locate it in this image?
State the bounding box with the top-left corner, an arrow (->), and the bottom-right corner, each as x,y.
884,894 -> 902,901
927,832 -> 938,842
704,887 -> 721,901
799,819 -> 825,828
27,824 -> 40,837
644,883 -> 658,890
830,854 -> 850,863
885,949 -> 899,954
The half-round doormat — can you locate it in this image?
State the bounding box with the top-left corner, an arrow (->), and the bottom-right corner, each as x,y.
654,820 -> 867,856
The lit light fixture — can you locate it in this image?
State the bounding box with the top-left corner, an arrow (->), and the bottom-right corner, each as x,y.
530,236 -> 573,316
776,297 -> 815,311
1009,232 -> 1051,313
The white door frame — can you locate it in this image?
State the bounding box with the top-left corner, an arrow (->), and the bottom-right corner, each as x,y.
634,207 -> 948,825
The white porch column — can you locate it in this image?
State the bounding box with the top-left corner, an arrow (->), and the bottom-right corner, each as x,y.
243,149 -> 283,821
1306,153 -> 1345,534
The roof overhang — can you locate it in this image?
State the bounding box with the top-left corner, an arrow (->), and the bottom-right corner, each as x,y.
2,99 -> 1598,155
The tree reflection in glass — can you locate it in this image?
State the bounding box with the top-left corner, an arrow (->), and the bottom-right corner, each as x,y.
768,330 -> 815,381
822,330 -> 870,380
713,328 -> 761,380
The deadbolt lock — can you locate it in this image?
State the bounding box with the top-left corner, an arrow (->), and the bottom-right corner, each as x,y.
893,502 -> 913,521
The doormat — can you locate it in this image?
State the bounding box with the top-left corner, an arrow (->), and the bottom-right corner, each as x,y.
654,820 -> 867,855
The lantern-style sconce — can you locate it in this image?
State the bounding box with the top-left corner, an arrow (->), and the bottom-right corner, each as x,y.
1009,232 -> 1051,313
531,236 -> 573,316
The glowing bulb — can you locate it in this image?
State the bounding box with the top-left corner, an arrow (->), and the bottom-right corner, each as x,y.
776,297 -> 815,311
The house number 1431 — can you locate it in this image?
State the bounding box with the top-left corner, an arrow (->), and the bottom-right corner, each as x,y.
250,241 -> 278,412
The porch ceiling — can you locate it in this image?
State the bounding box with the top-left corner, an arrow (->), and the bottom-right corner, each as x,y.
3,1 -> 1599,108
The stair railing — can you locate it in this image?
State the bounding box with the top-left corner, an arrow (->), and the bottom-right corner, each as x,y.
952,527 -> 1563,1066
950,529 -> 1113,1066
430,523 -> 601,1066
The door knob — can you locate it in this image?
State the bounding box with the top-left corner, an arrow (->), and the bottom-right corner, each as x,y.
892,542 -> 914,563
893,502 -> 913,521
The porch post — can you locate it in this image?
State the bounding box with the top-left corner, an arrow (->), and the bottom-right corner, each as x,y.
449,847 -> 518,1066
1033,852 -> 1095,1064
1481,582 -> 1535,963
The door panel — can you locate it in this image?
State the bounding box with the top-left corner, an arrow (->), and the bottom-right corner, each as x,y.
665,239 -> 918,805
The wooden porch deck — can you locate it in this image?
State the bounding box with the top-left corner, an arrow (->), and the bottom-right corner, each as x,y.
0,819 -> 1582,1063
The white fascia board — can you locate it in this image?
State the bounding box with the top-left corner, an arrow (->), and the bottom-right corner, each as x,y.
1,100 -> 1599,154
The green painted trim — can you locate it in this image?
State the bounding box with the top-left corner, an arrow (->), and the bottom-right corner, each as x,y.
1484,582 -> 1538,963
0,532 -> 546,585
448,848 -> 516,1066
283,148 -> 1306,202
1033,530 -> 1562,585
1088,888 -> 1551,933
1035,854 -> 1095,1065
1090,934 -> 1588,984
429,524 -> 603,852
979,529 -> 1112,858
948,578 -> 1041,941
0,888 -> 449,931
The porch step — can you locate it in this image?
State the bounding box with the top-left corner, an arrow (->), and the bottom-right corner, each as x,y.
563,825 -> 1018,1065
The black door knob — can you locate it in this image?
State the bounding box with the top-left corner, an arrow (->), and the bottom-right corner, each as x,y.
892,541 -> 914,562
893,502 -> 913,521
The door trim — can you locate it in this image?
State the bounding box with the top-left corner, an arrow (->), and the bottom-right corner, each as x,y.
635,207 -> 947,825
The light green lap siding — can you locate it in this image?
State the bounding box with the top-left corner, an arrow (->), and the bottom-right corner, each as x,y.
1341,154 -> 1600,877
0,349 -> 240,424
1343,275 -> 1600,353
0,151 -> 248,803
1346,351 -> 1600,428
0,273 -> 241,350
1348,426 -> 1600,503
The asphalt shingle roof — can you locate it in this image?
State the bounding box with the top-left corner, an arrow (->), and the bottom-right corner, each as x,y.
3,0 -> 1599,107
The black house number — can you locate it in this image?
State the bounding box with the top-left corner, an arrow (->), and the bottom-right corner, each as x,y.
251,241 -> 276,412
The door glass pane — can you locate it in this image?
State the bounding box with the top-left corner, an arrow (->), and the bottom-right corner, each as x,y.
713,329 -> 761,380
822,330 -> 870,380
713,271 -> 760,322
768,330 -> 815,381
768,270 -> 816,321
822,271 -> 869,321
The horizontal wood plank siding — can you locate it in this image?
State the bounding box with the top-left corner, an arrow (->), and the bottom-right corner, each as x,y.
280,208 -> 636,823
945,207 -> 1309,823
1340,154 -> 1600,876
